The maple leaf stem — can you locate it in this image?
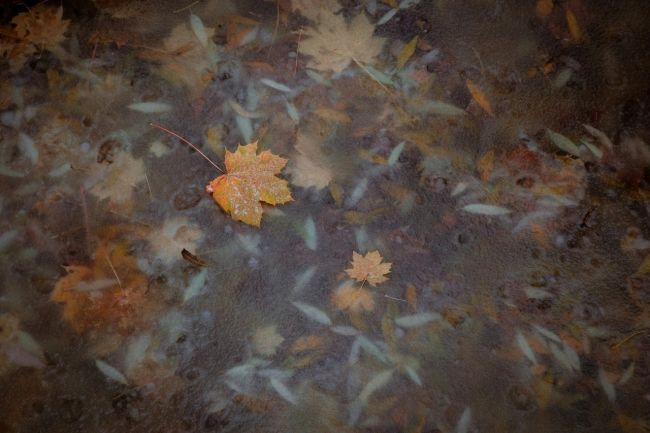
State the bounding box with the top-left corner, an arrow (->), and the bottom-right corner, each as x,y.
352,57 -> 391,95
104,251 -> 123,289
150,123 -> 224,173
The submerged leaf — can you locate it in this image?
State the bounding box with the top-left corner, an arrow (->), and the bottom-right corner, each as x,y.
598,368 -> 616,403
396,36 -> 418,70
358,369 -> 394,402
291,301 -> 332,325
515,331 -> 537,365
332,284 -> 375,313
270,377 -> 298,405
253,325 -> 285,356
300,10 -> 386,73
128,102 -> 172,113
95,359 -> 128,385
394,312 -> 440,328
456,407 -> 472,433
190,13 -> 209,47
462,204 -> 511,215
260,78 -> 292,93
547,129 -> 581,157
466,80 -> 494,116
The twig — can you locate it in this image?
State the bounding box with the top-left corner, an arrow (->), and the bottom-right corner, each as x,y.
150,123 -> 224,173
79,187 -> 92,255
172,0 -> 200,13
144,170 -> 153,199
352,57 -> 392,95
104,251 -> 123,289
611,328 -> 650,349
471,47 -> 485,77
294,26 -> 303,76
384,295 -> 407,302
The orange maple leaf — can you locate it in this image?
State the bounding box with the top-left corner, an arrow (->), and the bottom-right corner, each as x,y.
206,141 -> 293,227
345,250 -> 391,286
332,284 -> 375,313
50,242 -> 157,333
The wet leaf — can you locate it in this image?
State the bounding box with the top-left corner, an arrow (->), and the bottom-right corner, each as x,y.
547,129 -> 581,157
287,132 -> 333,190
358,369 -> 394,402
291,301 -> 332,326
515,331 -> 537,365
95,359 -> 128,385
462,204 -> 511,215
388,141 -> 406,166
346,251 -> 392,286
394,312 -> 440,328
300,10 -> 386,73
466,79 -> 494,116
396,36 -> 418,70
260,78 -> 292,93
206,142 -> 293,227
598,368 -> 616,403
583,124 -> 614,150
190,13 -> 209,47
253,325 -> 285,356
476,150 -> 494,182
566,9 -> 583,42
140,21 -> 216,94
330,325 -> 360,336
456,407 -> 472,433
332,284 -> 375,313
270,377 -> 298,405
183,269 -> 207,303
426,100 -> 466,117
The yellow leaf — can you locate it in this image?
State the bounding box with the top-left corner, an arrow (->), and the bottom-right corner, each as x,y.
345,250 -> 392,286
466,79 -> 494,116
566,10 -> 583,42
329,181 -> 344,206
332,284 -> 375,313
207,142 -> 293,227
476,149 -> 494,182
396,36 -> 418,70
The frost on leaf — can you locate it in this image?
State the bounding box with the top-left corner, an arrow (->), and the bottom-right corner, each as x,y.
299,10 -> 386,74
206,141 -> 293,227
345,251 -> 391,286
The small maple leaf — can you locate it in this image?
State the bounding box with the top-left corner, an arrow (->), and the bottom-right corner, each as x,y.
332,284 -> 375,313
345,250 -> 391,286
206,141 -> 293,227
